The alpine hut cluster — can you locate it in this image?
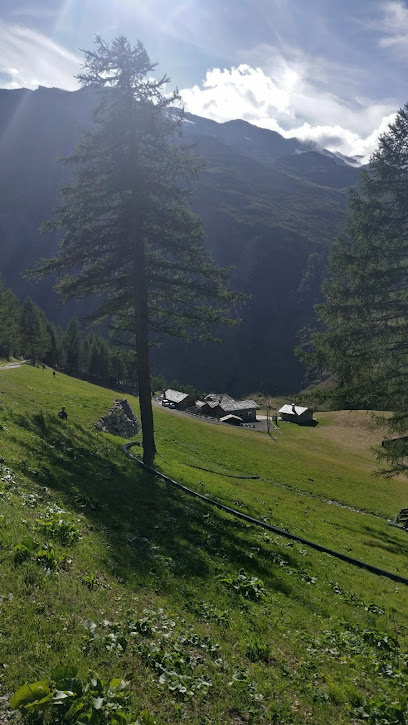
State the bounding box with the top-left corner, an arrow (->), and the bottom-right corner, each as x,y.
161,390 -> 258,424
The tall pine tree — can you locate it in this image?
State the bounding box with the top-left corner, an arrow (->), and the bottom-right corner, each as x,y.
307,104 -> 408,475
63,318 -> 82,377
88,334 -> 111,387
30,36 -> 241,465
0,281 -> 21,359
20,297 -> 50,366
44,320 -> 61,369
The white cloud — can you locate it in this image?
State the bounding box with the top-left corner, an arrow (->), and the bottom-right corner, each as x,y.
378,0 -> 408,54
288,114 -> 397,159
180,61 -> 397,161
0,20 -> 80,90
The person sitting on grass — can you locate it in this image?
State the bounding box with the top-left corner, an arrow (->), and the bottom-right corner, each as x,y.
58,406 -> 67,420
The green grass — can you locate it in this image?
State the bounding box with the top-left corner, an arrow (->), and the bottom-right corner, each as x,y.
0,364 -> 408,724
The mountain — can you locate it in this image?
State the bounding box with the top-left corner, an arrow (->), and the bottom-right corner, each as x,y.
0,87 -> 362,394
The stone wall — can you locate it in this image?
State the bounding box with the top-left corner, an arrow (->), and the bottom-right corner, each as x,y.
96,399 -> 140,438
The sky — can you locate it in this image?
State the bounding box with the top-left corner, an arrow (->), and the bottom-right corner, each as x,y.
1,0 -> 408,160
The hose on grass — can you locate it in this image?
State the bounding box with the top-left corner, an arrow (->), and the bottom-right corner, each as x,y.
123,442 -> 408,587
185,463 -> 259,479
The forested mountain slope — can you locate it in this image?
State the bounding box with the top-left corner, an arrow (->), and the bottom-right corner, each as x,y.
0,87 -> 361,393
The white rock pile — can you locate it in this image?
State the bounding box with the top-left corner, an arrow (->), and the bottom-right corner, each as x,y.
96,399 -> 140,438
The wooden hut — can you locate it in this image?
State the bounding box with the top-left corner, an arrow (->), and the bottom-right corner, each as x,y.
278,404 -> 313,425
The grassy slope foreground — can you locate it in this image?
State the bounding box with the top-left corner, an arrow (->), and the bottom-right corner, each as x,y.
0,365 -> 407,724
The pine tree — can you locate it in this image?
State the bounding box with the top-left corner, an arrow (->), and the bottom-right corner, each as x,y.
88,336 -> 100,383
63,318 -> 82,377
44,320 -> 61,369
20,297 -> 50,366
30,36 -> 241,465
307,104 -> 408,475
88,334 -> 110,386
0,281 -> 21,359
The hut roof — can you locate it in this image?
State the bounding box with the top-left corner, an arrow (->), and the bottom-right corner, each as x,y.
205,400 -> 221,409
165,389 -> 191,404
221,398 -> 258,413
279,404 -> 310,416
204,393 -> 234,403
220,414 -> 243,424
200,394 -> 258,414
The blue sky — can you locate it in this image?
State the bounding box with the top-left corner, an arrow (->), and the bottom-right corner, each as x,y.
1,0 -> 408,159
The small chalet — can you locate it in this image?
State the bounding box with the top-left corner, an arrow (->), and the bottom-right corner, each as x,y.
279,404 -> 313,425
220,397 -> 258,422
163,389 -> 195,409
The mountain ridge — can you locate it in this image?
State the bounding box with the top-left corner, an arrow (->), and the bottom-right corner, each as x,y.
179,109 -> 363,168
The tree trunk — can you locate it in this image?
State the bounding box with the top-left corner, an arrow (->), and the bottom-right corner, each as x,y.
131,205 -> 156,466
134,281 -> 156,465
129,99 -> 156,466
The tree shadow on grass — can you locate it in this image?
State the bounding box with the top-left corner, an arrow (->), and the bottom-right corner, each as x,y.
360,523 -> 408,558
334,518 -> 408,563
7,410 -> 328,607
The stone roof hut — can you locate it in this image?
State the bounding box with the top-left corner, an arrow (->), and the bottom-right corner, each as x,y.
164,389 -> 195,409
279,404 -> 313,425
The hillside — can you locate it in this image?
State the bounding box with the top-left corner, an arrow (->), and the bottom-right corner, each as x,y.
0,365 -> 407,724
0,88 -> 362,394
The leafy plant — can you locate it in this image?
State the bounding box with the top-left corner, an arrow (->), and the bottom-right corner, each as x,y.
14,538 -> 60,570
35,543 -> 59,571
354,697 -> 408,724
35,513 -> 80,545
219,569 -> 267,601
82,611 -> 220,699
10,665 -> 157,724
14,537 -> 38,564
185,599 -> 230,627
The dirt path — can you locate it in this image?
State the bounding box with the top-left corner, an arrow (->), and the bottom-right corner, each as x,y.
0,361 -> 27,370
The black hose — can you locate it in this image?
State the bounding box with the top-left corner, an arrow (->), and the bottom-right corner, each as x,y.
185,463 -> 259,479
123,442 -> 408,587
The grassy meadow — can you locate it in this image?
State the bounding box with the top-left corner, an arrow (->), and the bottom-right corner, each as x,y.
0,364 -> 407,724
